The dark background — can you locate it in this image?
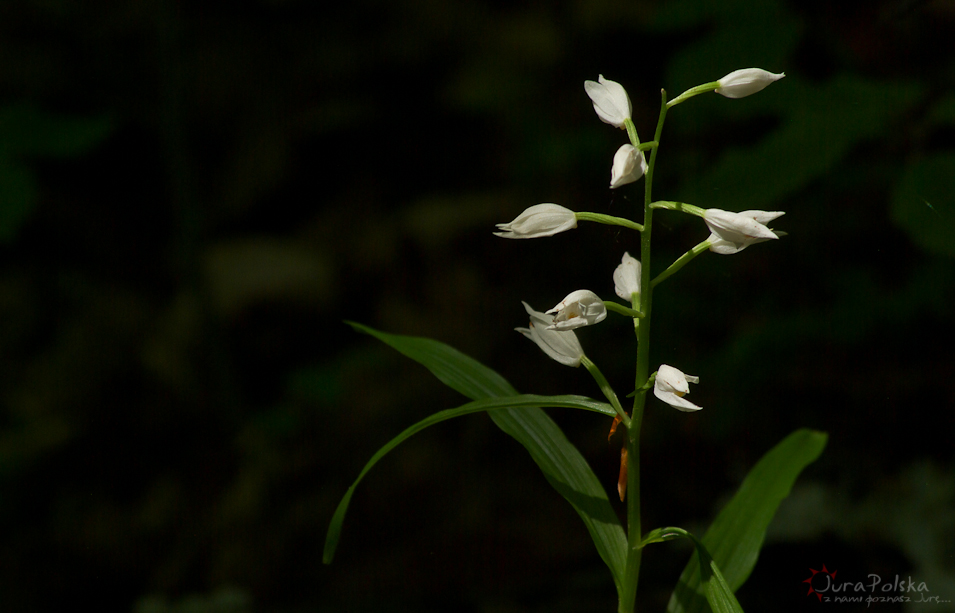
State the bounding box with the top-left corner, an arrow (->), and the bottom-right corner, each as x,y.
1,0 -> 953,611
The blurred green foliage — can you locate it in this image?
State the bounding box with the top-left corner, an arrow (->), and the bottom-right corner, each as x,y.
892,154 -> 955,258
0,0 -> 953,611
0,105 -> 111,241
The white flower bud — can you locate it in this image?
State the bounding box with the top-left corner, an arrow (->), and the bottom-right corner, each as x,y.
613,252 -> 641,302
494,203 -> 577,239
715,68 -> 785,99
610,144 -> 647,189
584,75 -> 632,128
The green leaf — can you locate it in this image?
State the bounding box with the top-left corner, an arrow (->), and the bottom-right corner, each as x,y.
323,393 -> 614,563
0,105 -> 113,158
0,156 -> 38,243
693,543 -> 744,613
346,321 -> 516,400
0,105 -> 113,243
642,527 -> 743,613
332,322 -> 628,594
667,428 -> 827,613
891,154 -> 955,258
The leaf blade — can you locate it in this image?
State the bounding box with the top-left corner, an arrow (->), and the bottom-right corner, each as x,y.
667,428 -> 828,613
347,321 -> 518,398
323,393 -> 615,564
643,527 -> 744,613
339,322 -> 628,591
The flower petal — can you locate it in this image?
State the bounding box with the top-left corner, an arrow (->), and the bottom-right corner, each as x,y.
653,365 -> 702,411
584,75 -> 632,128
703,209 -> 784,254
494,203 -> 578,239
653,389 -> 703,412
546,290 -> 607,331
704,208 -> 778,244
517,301 -> 583,367
738,209 -> 786,225
613,252 -> 641,301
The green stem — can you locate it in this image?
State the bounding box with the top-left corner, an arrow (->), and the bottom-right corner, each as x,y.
666,81 -> 720,108
619,88 -> 670,613
581,356 -> 630,428
575,212 -> 644,232
649,200 -> 706,217
624,118 -> 641,149
651,240 -> 710,288
604,301 -> 644,319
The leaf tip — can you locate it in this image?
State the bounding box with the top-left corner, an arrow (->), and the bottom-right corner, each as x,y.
323,488 -> 356,565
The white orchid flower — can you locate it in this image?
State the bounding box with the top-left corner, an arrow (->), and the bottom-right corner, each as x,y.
715,68 -> 785,99
653,364 -> 701,412
703,208 -> 783,253
613,252 -> 642,302
494,203 -> 577,239
516,302 -> 584,367
584,75 -> 632,128
610,144 -> 647,189
545,290 -> 607,331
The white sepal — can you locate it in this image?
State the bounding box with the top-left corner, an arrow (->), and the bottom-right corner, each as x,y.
610,144 -> 647,189
613,252 -> 642,301
494,203 -> 577,239
516,302 -> 584,367
584,75 -> 632,128
653,364 -> 702,412
715,68 -> 785,99
545,290 -> 607,331
703,208 -> 783,253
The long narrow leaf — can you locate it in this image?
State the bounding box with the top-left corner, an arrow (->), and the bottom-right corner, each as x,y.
687,532 -> 745,613
643,527 -> 744,613
338,322 -> 628,592
667,428 -> 827,613
346,321 -> 519,399
323,393 -> 614,563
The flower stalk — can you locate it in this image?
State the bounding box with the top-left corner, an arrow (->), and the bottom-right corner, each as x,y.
650,200 -> 706,216
667,81 -> 720,108
604,301 -> 644,319
581,355 -> 630,427
624,117 -> 641,149
618,87 -> 671,613
651,240 -> 710,288
574,212 -> 644,232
